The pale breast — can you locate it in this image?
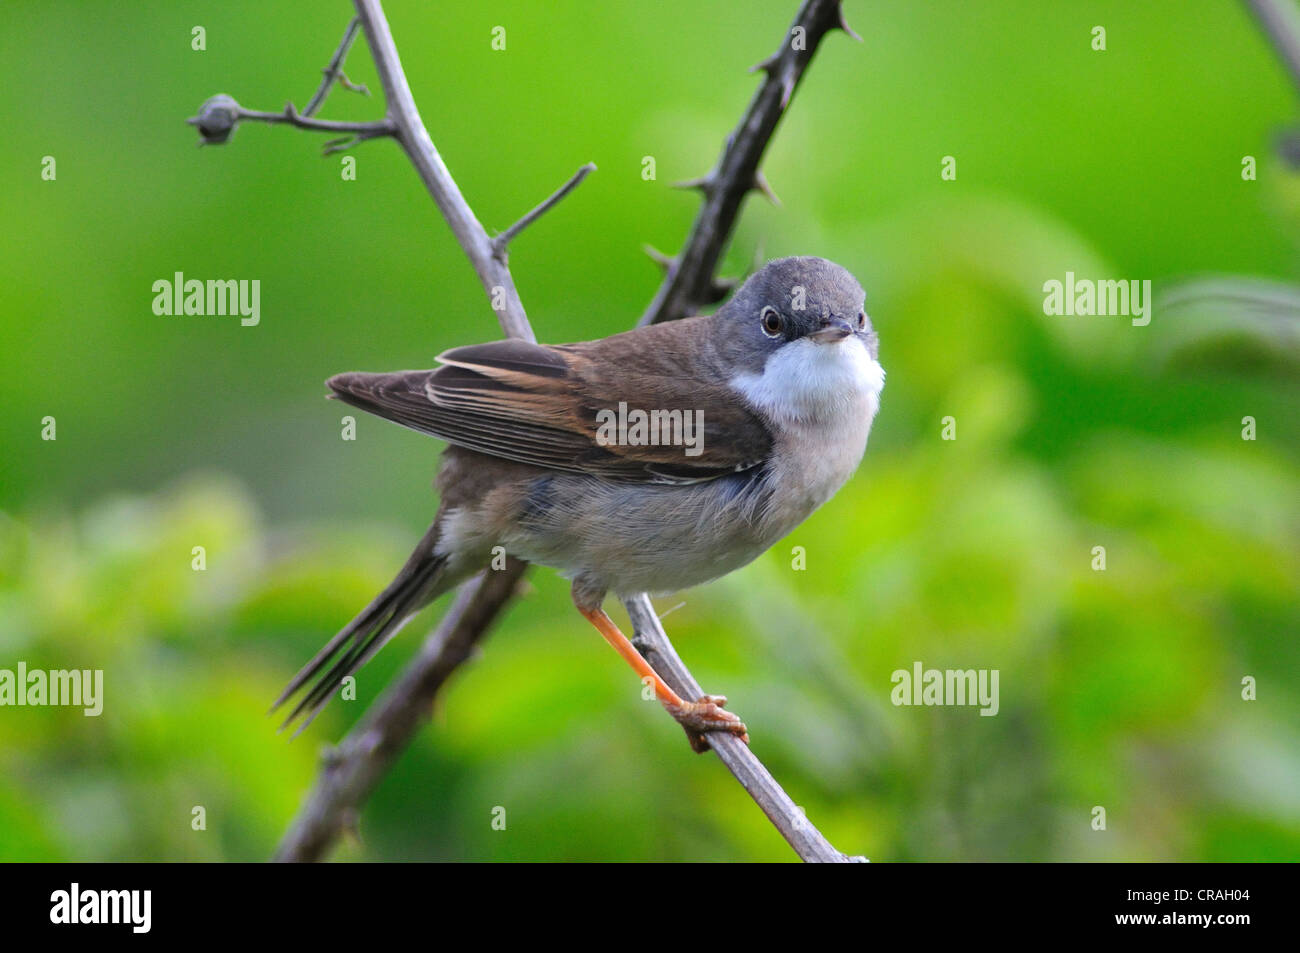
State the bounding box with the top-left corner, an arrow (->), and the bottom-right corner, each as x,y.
729,334 -> 884,536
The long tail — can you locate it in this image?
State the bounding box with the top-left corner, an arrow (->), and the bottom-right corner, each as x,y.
271,520 -> 453,735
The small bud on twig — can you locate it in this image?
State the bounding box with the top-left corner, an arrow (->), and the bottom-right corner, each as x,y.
187,94 -> 242,145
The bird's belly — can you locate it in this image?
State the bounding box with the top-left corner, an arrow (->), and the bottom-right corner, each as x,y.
467,393 -> 874,598
502,469 -> 781,596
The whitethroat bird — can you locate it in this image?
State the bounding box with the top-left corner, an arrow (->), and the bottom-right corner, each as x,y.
274,256 -> 884,750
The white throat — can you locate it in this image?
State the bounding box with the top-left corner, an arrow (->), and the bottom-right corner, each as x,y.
730,336 -> 885,426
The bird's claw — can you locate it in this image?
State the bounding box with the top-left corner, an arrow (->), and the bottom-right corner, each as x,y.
666,694 -> 749,753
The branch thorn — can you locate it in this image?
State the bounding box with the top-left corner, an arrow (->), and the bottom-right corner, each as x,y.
673,174 -> 718,195
642,244 -> 677,272
751,171 -> 781,206
322,136 -> 357,155
835,2 -> 863,42
709,276 -> 739,302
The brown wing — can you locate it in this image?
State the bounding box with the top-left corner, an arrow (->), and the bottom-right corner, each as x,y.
326,320 -> 773,485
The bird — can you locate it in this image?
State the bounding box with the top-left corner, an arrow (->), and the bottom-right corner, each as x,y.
273,256 -> 884,750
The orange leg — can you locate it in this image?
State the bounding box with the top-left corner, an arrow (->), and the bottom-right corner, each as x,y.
575,602 -> 748,752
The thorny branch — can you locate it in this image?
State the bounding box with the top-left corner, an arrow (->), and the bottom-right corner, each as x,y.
640,0 -> 859,326
191,0 -> 860,863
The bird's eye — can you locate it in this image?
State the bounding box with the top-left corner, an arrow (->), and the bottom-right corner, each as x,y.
760,306 -> 783,337
856,311 -> 867,330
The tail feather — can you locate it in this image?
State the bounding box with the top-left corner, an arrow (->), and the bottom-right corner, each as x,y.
272,525 -> 451,735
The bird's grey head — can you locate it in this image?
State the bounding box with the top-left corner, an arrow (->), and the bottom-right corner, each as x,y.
717,257 -> 885,424
714,256 -> 877,375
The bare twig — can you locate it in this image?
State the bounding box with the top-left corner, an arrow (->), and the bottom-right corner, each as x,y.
186,94 -> 395,152
640,0 -> 858,325
492,162 -> 598,260
239,103 -> 392,137
197,0 -> 857,862
302,17 -> 369,117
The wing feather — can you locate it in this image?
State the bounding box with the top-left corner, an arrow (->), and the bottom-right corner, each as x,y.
327,326 -> 772,484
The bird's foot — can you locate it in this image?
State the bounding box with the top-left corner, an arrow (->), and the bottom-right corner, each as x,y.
664,694 -> 749,753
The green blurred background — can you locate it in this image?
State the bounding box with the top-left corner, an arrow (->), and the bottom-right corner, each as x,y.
1,0 -> 1298,861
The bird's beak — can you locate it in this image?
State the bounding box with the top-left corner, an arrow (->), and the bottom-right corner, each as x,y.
809,318 -> 854,343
